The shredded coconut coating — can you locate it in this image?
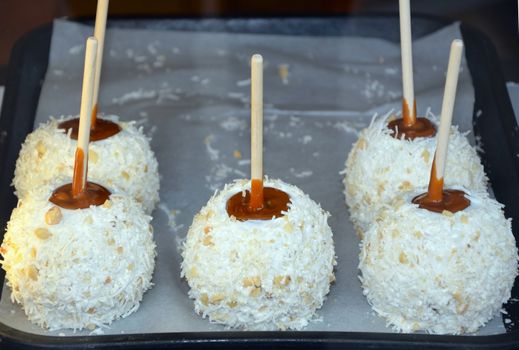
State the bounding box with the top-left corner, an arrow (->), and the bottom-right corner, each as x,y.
0,184 -> 157,331
13,116 -> 160,214
181,178 -> 336,330
359,190 -> 518,334
343,112 -> 487,237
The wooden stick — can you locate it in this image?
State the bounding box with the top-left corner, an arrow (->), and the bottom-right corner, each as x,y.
250,54 -> 264,210
72,37 -> 98,196
91,0 -> 109,128
399,0 -> 416,126
427,39 -> 464,201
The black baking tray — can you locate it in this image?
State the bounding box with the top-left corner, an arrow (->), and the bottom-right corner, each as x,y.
1,15 -> 519,350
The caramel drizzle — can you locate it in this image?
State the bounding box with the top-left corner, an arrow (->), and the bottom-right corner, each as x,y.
412,159 -> 470,213
249,178 -> 264,210
402,98 -> 417,127
49,182 -> 111,210
226,187 -> 291,221
91,104 -> 98,129
387,117 -> 437,140
72,148 -> 86,197
427,159 -> 443,202
49,146 -> 111,210
387,99 -> 437,140
58,117 -> 121,142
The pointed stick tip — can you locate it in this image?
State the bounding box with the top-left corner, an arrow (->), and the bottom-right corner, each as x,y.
252,54 -> 263,64
452,39 -> 463,49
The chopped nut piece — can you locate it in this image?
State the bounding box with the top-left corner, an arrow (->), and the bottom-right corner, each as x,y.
452,292 -> 469,314
203,226 -> 212,234
27,265 -> 38,281
45,206 -> 62,225
34,228 -> 52,240
87,307 -> 96,314
421,149 -> 430,163
86,324 -> 96,331
398,181 -> 412,191
103,200 -> 112,208
200,293 -> 209,306
242,277 -> 253,287
104,276 -> 112,284
274,275 -> 291,287
202,235 -> 214,246
243,276 -> 261,288
442,210 -> 453,217
227,300 -> 238,308
189,267 -> 198,278
210,294 -> 224,304
252,276 -> 261,287
35,141 -> 46,158
121,171 -> 130,180
399,252 -> 408,264
274,276 -> 283,287
116,246 -> 124,254
250,287 -> 261,297
278,63 -> 289,83
357,138 -> 367,150
88,149 -> 99,164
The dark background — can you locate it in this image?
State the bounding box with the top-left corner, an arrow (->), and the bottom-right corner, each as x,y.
0,0 -> 518,84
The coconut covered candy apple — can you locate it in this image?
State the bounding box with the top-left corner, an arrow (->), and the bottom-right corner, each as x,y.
1,38 -> 156,330
181,55 -> 336,330
359,41 -> 518,334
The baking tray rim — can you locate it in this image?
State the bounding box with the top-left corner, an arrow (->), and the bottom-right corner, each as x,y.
0,14 -> 518,350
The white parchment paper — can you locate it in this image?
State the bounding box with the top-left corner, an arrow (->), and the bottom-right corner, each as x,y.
0,18 -> 505,336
